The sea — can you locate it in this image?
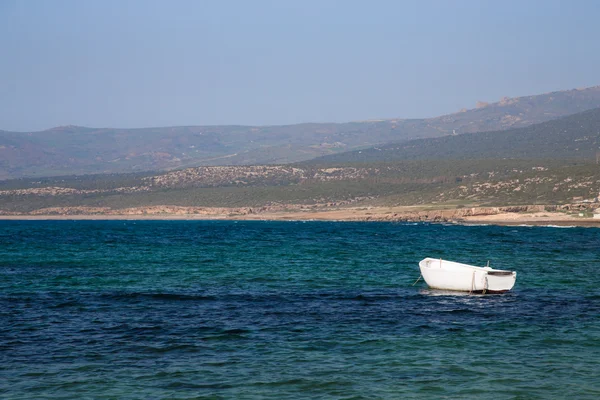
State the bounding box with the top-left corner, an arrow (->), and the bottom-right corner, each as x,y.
1,220 -> 599,399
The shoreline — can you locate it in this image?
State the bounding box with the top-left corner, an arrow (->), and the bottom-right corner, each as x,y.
0,217 -> 598,227
1,206 -> 599,227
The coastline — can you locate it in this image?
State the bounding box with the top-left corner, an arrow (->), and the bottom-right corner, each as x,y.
1,205 -> 599,227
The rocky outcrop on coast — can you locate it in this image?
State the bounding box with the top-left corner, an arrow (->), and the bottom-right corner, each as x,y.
358,204 -> 600,222
358,205 -> 541,222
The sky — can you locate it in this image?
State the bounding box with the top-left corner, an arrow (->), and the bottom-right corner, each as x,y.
1,0 -> 600,131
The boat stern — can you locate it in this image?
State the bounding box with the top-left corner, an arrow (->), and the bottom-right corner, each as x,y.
485,270 -> 517,293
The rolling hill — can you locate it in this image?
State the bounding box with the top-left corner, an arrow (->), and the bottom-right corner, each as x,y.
1,158 -> 599,214
307,107 -> 600,164
2,86 -> 600,180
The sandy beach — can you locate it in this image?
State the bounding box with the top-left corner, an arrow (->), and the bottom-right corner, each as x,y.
1,205 -> 599,227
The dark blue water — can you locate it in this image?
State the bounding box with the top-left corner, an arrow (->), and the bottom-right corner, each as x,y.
1,221 -> 599,399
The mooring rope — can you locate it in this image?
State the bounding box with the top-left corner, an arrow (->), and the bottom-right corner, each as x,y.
469,271 -> 475,295
482,275 -> 488,295
412,274 -> 422,286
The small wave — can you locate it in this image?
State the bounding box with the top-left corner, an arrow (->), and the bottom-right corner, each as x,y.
251,378 -> 308,387
419,289 -> 473,297
310,292 -> 402,301
514,224 -> 577,228
48,300 -> 82,309
163,381 -> 236,389
200,328 -> 251,341
103,292 -> 216,301
445,326 -> 465,332
446,308 -> 476,314
221,328 -> 250,334
138,343 -> 202,354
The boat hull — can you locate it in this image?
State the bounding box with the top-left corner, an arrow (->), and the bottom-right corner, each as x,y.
419,258 -> 516,293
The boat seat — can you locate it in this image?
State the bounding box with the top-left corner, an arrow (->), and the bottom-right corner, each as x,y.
487,270 -> 513,276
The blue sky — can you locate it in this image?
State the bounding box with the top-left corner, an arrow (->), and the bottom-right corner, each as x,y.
1,0 -> 599,131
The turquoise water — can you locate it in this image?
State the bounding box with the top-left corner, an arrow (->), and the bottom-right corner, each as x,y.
1,220 -> 599,399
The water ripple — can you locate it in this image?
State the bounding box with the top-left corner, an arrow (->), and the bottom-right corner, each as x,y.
1,221 -> 599,399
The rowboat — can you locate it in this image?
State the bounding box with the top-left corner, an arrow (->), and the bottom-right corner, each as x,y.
418,258 -> 517,293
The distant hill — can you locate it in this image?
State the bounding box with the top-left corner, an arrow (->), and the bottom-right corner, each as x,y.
2,159 -> 599,213
2,85 -> 600,179
307,107 -> 600,164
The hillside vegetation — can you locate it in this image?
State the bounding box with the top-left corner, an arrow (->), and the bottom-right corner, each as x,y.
3,90 -> 600,214
2,86 -> 600,179
308,108 -> 600,164
1,159 -> 599,213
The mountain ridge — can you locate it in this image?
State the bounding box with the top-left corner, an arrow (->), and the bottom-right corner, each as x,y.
2,85 -> 600,180
307,107 -> 600,164
3,107 -> 600,212
7,85 -> 600,134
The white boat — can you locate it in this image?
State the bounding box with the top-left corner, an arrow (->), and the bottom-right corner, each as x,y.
418,258 -> 517,293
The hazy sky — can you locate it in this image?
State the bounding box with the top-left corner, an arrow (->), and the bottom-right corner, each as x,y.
1,0 -> 599,131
